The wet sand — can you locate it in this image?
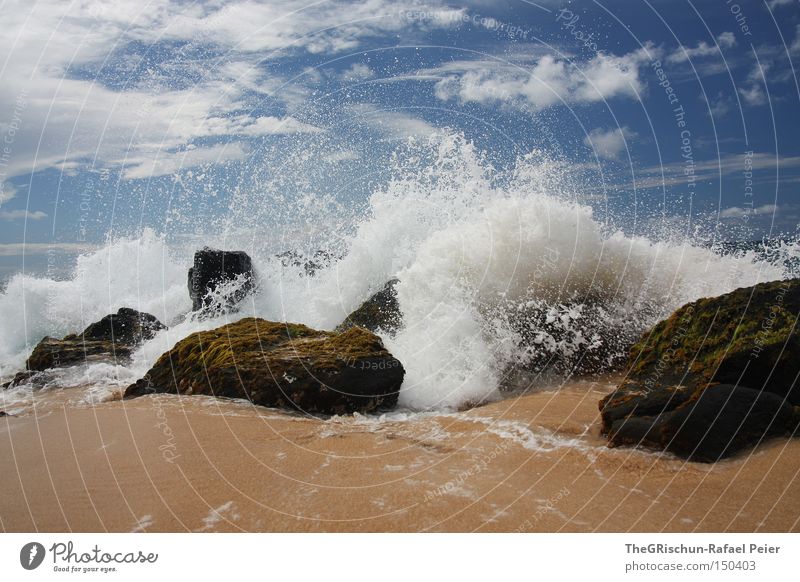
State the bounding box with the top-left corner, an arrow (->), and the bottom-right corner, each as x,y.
1,377 -> 799,532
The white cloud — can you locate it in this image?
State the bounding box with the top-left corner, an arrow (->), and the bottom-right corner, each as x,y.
0,183 -> 17,205
736,50 -> 777,107
583,127 -> 636,160
637,153 -> 800,190
0,242 -> 97,256
717,32 -> 737,49
199,115 -> 323,137
351,104 -> 440,139
708,92 -> 733,118
791,24 -> 800,55
720,204 -> 778,218
0,210 -> 47,221
666,32 -> 736,64
739,84 -> 767,106
427,46 -> 656,112
122,142 -> 249,180
0,0 -> 454,181
768,0 -> 794,9
342,63 -> 375,81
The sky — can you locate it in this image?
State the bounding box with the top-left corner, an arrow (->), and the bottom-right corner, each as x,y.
1,0 -> 799,280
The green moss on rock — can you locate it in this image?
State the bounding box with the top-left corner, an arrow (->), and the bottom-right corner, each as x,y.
599,278 -> 800,460
125,317 -> 404,415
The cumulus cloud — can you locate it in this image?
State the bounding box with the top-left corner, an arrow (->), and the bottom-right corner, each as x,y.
583,127 -> 636,160
738,84 -> 767,106
717,32 -> 737,49
426,46 -> 656,111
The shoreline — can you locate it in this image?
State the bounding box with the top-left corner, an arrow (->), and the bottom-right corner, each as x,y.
2,376 -> 799,532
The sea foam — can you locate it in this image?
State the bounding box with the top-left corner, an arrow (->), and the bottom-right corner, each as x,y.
1,134 -> 796,411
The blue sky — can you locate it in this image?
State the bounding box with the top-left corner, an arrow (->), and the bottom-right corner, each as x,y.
1,0 -> 799,279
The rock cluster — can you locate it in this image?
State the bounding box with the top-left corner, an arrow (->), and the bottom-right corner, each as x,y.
27,307 -> 166,372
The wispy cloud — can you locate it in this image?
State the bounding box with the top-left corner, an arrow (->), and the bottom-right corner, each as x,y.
0,0 -> 454,181
666,32 -> 736,64
720,204 -> 778,218
636,152 -> 800,190
0,210 -> 47,221
351,104 -> 440,139
0,183 -> 17,205
767,0 -> 795,9
122,142 -> 249,180
0,242 -> 97,257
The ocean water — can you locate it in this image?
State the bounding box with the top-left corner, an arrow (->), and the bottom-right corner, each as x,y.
1,134 -> 798,411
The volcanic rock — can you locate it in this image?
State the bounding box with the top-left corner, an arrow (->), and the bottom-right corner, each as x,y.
23,308 -> 166,373
336,279 -> 402,335
188,248 -> 254,314
125,317 -> 404,415
600,279 -> 800,460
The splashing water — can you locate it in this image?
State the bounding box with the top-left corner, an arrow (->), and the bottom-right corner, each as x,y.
1,134 -> 796,411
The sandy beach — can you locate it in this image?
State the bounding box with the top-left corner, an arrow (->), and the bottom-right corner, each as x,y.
2,376 -> 799,533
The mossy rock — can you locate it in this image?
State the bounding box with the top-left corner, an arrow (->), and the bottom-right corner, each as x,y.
25,336 -> 134,372
336,279 -> 402,335
22,308 -> 166,374
600,279 -> 800,460
125,317 -> 404,415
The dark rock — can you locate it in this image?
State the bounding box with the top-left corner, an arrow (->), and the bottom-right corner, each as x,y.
602,385 -> 693,435
661,384 -> 798,462
125,317 -> 404,415
607,415 -> 667,449
599,278 -> 800,460
188,248 -> 254,314
23,308 -> 166,373
82,307 -> 165,344
336,279 -> 402,335
2,370 -> 37,389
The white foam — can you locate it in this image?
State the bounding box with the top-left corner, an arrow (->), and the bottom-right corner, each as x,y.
0,133 -> 795,412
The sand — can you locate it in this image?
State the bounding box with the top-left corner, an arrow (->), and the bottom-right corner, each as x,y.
1,376 -> 799,532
